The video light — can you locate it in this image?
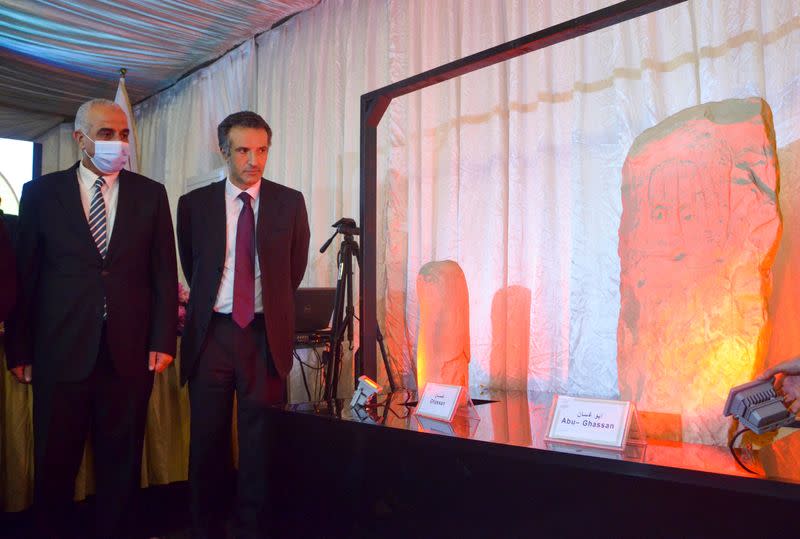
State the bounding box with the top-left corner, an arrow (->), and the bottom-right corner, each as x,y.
723,378 -> 795,434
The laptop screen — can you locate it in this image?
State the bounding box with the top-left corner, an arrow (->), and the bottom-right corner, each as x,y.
294,287 -> 336,333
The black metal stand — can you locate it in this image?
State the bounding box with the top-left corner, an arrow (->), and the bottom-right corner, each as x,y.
320,218 -> 398,401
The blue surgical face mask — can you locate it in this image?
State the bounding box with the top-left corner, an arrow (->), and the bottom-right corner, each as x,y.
82,134 -> 130,174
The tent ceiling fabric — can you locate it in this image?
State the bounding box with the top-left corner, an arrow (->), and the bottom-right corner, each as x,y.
0,0 -> 318,139
0,103 -> 65,140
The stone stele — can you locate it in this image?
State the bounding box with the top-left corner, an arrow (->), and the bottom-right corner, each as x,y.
617,97 -> 782,446
416,260 -> 471,392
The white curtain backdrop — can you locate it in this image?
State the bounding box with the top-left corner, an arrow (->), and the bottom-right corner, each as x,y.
36,122 -> 79,175
136,39 -> 258,218
256,0 -> 391,289
35,0 -> 800,443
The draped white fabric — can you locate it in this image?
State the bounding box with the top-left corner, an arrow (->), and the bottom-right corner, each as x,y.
255,0 -> 392,288
36,122 -> 79,175
135,39 -> 258,217
34,0 -> 800,441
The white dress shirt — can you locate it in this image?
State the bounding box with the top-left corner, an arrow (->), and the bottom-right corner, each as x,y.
77,161 -> 120,244
214,179 -> 263,314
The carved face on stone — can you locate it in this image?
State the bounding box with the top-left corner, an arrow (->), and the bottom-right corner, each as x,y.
643,158 -> 728,263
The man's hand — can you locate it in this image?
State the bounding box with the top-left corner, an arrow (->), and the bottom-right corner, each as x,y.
758,357 -> 800,380
780,375 -> 800,415
148,351 -> 174,374
758,358 -> 800,415
11,364 -> 32,384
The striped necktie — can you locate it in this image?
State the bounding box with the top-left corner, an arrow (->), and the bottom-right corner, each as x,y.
89,177 -> 108,258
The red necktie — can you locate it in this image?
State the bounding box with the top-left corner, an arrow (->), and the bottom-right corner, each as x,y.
232,192 -> 255,328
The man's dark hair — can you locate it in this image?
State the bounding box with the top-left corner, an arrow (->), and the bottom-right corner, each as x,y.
217,111 -> 272,155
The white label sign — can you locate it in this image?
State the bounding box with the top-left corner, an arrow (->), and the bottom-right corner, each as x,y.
414,382 -> 463,422
547,395 -> 631,448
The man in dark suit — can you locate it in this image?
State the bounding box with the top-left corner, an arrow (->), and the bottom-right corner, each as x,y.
177,111 -> 309,539
5,98 -> 178,538
0,217 -> 15,322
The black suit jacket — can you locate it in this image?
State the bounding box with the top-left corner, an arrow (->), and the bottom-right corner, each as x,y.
0,218 -> 15,322
5,162 -> 178,382
177,178 -> 309,383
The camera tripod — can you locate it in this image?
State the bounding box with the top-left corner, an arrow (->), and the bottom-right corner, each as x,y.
319,218 -> 398,401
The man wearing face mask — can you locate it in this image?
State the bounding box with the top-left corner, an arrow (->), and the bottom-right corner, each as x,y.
5,98 -> 177,539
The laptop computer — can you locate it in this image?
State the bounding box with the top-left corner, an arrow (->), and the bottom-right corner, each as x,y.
294,287 -> 336,333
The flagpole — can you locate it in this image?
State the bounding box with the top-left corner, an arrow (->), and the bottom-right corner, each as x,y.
115,68 -> 140,172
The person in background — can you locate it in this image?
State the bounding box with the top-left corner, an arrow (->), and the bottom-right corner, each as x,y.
0,195 -> 19,242
0,217 -> 15,322
5,98 -> 177,539
177,111 -> 309,539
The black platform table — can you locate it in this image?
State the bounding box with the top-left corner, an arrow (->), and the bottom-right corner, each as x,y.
265,389 -> 800,538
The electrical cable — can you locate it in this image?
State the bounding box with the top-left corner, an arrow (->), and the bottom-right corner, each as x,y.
294,351 -> 312,401
729,428 -> 758,475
